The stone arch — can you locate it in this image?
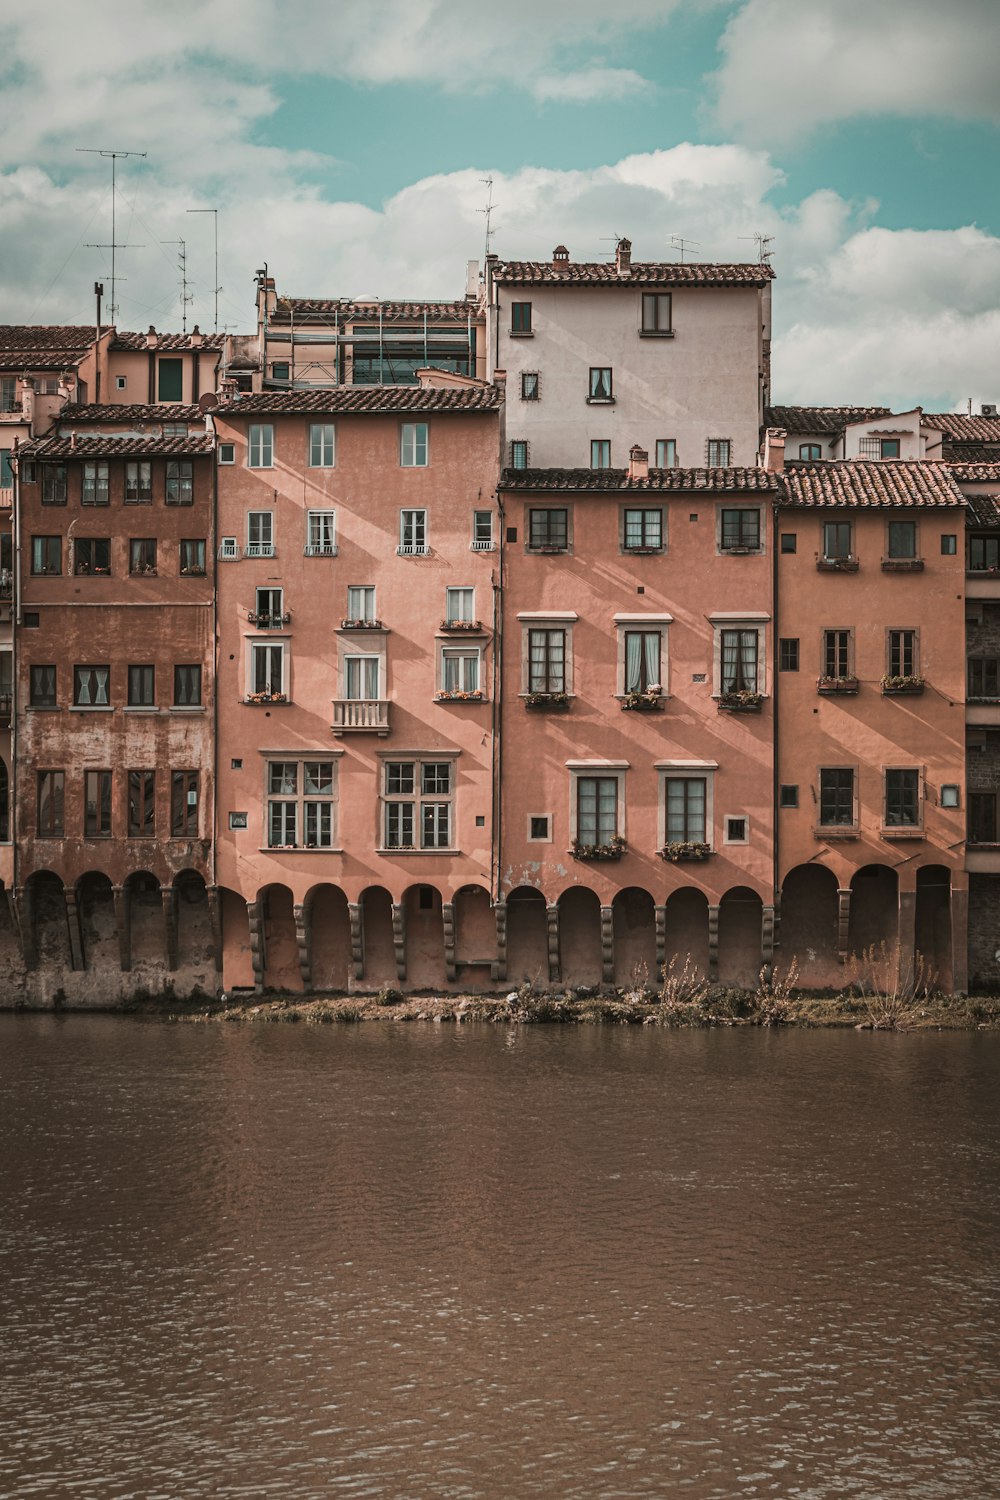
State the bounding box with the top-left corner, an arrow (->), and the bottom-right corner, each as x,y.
780,863 -> 840,988
306,883 -> 350,991
849,864 -> 898,961
25,870 -> 70,970
259,882 -> 298,991
915,865 -> 952,991
505,885 -> 548,987
359,885 -> 396,988
124,870 -> 163,966
76,870 -> 118,971
612,886 -> 656,989
558,886 -> 602,988
172,869 -> 214,970
220,885 -> 254,990
453,885 -> 494,990
663,886 -> 710,981
718,886 -> 763,987
404,883 -> 446,990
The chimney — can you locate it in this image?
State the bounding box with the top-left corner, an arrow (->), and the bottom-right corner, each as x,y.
70,431 -> 78,451
146,325 -> 159,348
20,376 -> 35,430
552,245 -> 569,267
763,427 -> 787,472
628,444 -> 649,481
493,368 -> 507,389
616,238 -> 632,274
190,324 -> 204,347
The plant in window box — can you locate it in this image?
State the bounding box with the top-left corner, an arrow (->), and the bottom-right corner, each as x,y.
717,690 -> 763,711
816,555 -> 859,572
817,675 -> 859,694
626,545 -> 660,555
880,674 -> 925,695
524,690 -> 570,709
660,840 -> 713,862
269,843 -> 297,850
435,688 -> 484,702
572,834 -> 626,861
179,566 -> 203,576
440,618 -> 483,632
340,617 -> 384,630
245,690 -> 287,704
248,610 -> 291,628
621,684 -> 663,711
881,557 -> 924,572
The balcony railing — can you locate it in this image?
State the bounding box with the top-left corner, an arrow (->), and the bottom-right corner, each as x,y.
0,488 -> 11,511
332,699 -> 390,735
248,611 -> 290,629
244,542 -> 275,558
396,543 -> 429,557
470,539 -> 495,552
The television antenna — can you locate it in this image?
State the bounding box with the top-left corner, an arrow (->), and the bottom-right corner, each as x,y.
161,239 -> 194,333
77,147 -> 148,323
739,232 -> 775,264
479,177 -> 498,260
669,234 -> 700,263
187,207 -> 221,332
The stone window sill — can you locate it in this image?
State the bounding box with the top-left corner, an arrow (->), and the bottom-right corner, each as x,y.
169,705 -> 206,714
70,706 -> 113,713
508,330 -> 534,338
881,828 -> 924,840
27,705 -> 61,712
259,847 -> 344,855
638,329 -> 675,338
815,828 -> 859,839
124,706 -> 160,715
376,847 -> 458,856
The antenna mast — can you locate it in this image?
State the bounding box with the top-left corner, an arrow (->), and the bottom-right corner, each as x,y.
77,147 -> 148,323
669,234 -> 700,263
739,231 -> 775,264
187,207 -> 221,332
162,238 -> 194,333
479,177 -> 497,261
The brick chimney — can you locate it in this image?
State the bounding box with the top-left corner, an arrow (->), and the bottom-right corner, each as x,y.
616,238 -> 632,274
628,444 -> 649,481
20,376 -> 35,430
190,325 -> 204,347
763,427 -> 786,471
145,325 -> 159,348
552,245 -> 569,267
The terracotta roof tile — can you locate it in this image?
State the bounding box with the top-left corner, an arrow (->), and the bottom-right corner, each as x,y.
945,462 -> 1000,482
110,331 -> 228,351
500,466 -> 780,492
765,405 -> 892,434
781,461 -> 964,508
269,298 -> 477,325
59,403 -> 202,423
21,434 -> 214,459
965,494 -> 1000,528
493,261 -> 774,288
923,413 -> 1000,442
213,385 -> 501,415
0,324 -> 105,352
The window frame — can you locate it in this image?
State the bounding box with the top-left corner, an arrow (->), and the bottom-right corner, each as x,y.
179,538 -> 206,576
621,507 -> 664,553
266,758 -> 338,849
248,424 -> 274,469
520,371 -> 539,401
398,508 -> 429,555
718,506 -> 763,554
29,664 -> 57,708
305,510 -> 337,556
308,423 -> 335,468
127,769 -> 156,838
127,664 -> 155,708
641,292 -> 672,335
165,460 -> 193,505
658,762 -> 716,850
74,536 -> 111,576
887,627 -> 919,680
590,439 -> 612,469
712,619 -> 767,698
527,507 -> 569,552
588,367 -> 613,403
83,769 -> 113,839
818,766 -> 857,829
707,438 -> 731,468
73,664 -> 111,709
173,664 -> 202,708
246,510 -> 274,558
130,537 -> 157,576
822,627 -> 854,681
170,770 -> 199,838
400,422 -> 429,468
884,767 -> 922,830
31,536 -> 61,576
81,461 -> 110,506
654,438 -> 677,469
36,769 -> 65,837
510,301 -> 532,335
124,461 -> 152,504
381,756 -> 456,851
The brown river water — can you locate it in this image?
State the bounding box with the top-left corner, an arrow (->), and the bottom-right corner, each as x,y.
1,1017 -> 998,1499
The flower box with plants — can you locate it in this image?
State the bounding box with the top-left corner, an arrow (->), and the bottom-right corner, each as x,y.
571,835 -> 626,861
524,691 -> 570,709
624,545 -> 661,556
817,675 -> 859,695
248,611 -> 291,628
881,558 -> 924,572
621,685 -> 664,711
659,841 -> 713,862
244,691 -> 288,704
717,690 -> 764,712
435,689 -> 484,702
816,556 -> 859,572
439,618 -> 483,632
880,674 -> 925,695
340,618 -> 384,630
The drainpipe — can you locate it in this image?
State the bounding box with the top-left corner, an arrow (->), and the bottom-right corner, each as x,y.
772,496 -> 781,945
210,419 -> 219,901
492,483 -> 505,905
11,448 -> 20,897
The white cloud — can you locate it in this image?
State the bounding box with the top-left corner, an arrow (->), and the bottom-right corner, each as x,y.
531,68 -> 656,104
712,0 -> 1000,145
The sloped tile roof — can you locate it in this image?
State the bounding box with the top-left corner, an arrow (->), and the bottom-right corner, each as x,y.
945,463 -> 1000,482
765,405 -> 892,434
21,434 -> 214,459
493,261 -> 774,287
110,331 -> 228,351
0,324 -> 105,352
965,494 -> 1000,528
269,298 -> 477,324
922,413 -> 1000,442
59,403 -> 202,423
781,461 -> 964,508
499,466 -> 780,492
212,385 -> 502,415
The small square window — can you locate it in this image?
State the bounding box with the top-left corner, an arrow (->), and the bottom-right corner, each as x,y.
941,784 -> 960,808
780,533 -> 797,553
475,815 -> 485,827
229,811 -> 248,830
529,815 -> 550,841
779,638 -> 799,672
799,444 -> 821,461
779,785 -> 799,809
115,376 -> 127,390
707,439 -> 731,467
941,534 -> 957,555
725,816 -> 748,843
219,444 -> 235,465
231,758 -> 243,770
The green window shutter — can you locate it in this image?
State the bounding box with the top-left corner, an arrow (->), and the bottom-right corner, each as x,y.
157,359 -> 184,402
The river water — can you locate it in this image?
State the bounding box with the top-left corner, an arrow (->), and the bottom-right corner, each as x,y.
1,1018 -> 998,1500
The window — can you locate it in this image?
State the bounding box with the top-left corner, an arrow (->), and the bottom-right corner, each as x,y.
885,769 -> 920,827
400,422 -> 428,467
725,816 -> 748,844
887,521 -> 916,560
881,439 -> 901,459
624,631 -> 660,694
246,511 -> 274,557
860,436 -> 901,460
969,792 -> 997,844
888,629 -> 917,678
125,462 -> 152,503
219,443 -> 235,465
529,815 -> 550,841
180,539 -> 205,575
248,424 -> 274,468
588,367 -> 613,401
969,658 -> 999,699
250,642 -> 285,698
115,376 -> 127,391
655,439 -> 677,469
399,509 -> 428,555
84,770 -> 112,838
31,536 -> 61,575
37,770 -> 64,837
666,778 -> 706,844
157,358 -> 183,402
82,462 -> 109,505
73,665 -> 110,707
127,665 -> 155,707
383,760 -> 453,849
41,465 -> 67,504
0,376 -> 16,413
623,508 -> 663,551
510,440 -> 529,469
819,768 -> 854,826
779,784 -> 799,809
229,811 -> 248,831
720,629 -> 758,693
346,585 -> 376,624
309,424 -> 335,467
345,654 -> 379,700
780,533 -> 797,553
707,439 -> 731,467
266,760 -> 336,849
720,508 -> 761,551
779,638 -> 799,672
165,461 -> 193,505
472,510 -> 493,550
577,776 -> 618,845
641,293 -> 672,333
219,537 -> 239,560
941,784 -> 960,809
20,459 -> 36,485
968,535 -> 1000,571
74,537 -> 111,575
799,444 -> 822,461
130,538 -> 157,576
591,439 -> 611,469
441,648 -> 480,695
823,629 -> 852,680
528,629 -> 565,692
823,521 -> 853,560
29,665 -> 56,707
162,424 -> 188,439
305,510 -> 336,556
941,534 -> 957,556
528,508 -> 568,550
445,587 -> 475,624
171,770 -> 199,837
521,372 -> 539,400
174,665 -> 202,707
127,770 -> 155,837
511,302 -> 532,334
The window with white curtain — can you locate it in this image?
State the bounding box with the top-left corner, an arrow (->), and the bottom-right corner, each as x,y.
624,631 -> 661,693
345,655 -> 379,700
720,629 -> 758,693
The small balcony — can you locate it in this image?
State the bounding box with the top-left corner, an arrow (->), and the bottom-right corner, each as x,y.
244,543 -> 275,559
332,698 -> 390,736
248,610 -> 290,630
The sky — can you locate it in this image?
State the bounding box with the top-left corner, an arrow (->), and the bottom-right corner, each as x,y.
0,0 -> 998,410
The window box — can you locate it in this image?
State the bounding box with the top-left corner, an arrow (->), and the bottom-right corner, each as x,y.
816,557 -> 859,572
435,689 -> 483,703
717,690 -> 763,712
620,688 -> 664,711
247,611 -> 291,629
881,675 -> 925,695
571,835 -> 626,861
525,691 -> 570,709
439,618 -> 483,632
244,691 -> 288,704
720,544 -> 757,556
132,564 -> 157,577
340,618 -> 384,630
881,558 -> 924,572
623,545 -> 662,556
880,827 -> 925,840
660,841 -> 713,862
529,543 -> 567,554
817,675 -> 859,695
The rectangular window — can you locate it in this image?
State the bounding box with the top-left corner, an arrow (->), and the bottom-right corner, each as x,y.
510,440 -> 529,470
779,784 -> 799,809
37,770 -> 64,837
0,376 -> 16,413
271,362 -> 289,383
528,508 -> 568,550
246,511 -> 274,557
655,439 -> 677,469
127,665 -> 155,707
528,629 -> 565,692
304,762 -> 335,848
173,664 -> 202,707
521,372 -> 539,400
888,629 -> 916,678
42,465 -> 67,504
881,438 -> 901,459
219,443 -> 235,465
31,536 -> 61,575
29,665 -> 56,707
511,302 -> 532,334
442,649 -> 480,694
623,508 -> 663,550
162,424 -> 188,439
165,460 -> 193,505
399,509 -> 428,554
666,778 -> 706,844
171,770 -> 199,837
73,665 -> 110,707
252,586 -> 283,628
180,539 -> 205,575
641,292 -> 672,333
157,358 -> 183,402
400,422 -> 428,467
968,535 -> 1000,571
305,510 -> 336,556
799,443 -> 822,461
125,462 -> 152,503
780,533 -> 797,553
309,423 -> 335,467
251,642 -> 284,697
248,424 -> 274,468
82,462 -> 109,505
969,792 -> 997,845
779,638 -> 799,672
577,776 -> 618,845
589,367 -> 613,401
130,538 -> 157,575
823,521 -> 853,560
623,631 -> 660,694
969,658 -> 1000,699
84,770 -> 112,838
720,508 -> 761,550
345,655 -> 379,700
383,760 -> 453,849
127,770 -> 155,837
823,629 -> 851,679
819,768 -> 854,826
591,439 -> 611,469
941,534 -> 957,556
720,629 -> 758,693
74,537 -> 111,575
445,587 -> 475,624
887,521 -> 916,559
472,510 -> 493,549
707,439 -> 731,467
885,769 -> 920,827
346,585 -> 376,624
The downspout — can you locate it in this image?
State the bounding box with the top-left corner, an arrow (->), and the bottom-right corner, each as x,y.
771,495 -> 781,948
10,448 -> 20,897
209,418 -> 219,904
492,482 -> 505,906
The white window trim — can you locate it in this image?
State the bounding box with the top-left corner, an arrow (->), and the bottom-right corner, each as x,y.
377,751 -> 459,853
246,636 -> 289,698
400,422 -> 429,468
438,642 -> 484,698
657,761 -> 717,851
305,509 -> 337,556
614,615 -> 672,697
338,636 -> 387,700
246,510 -> 274,558
218,444 -> 235,465
445,586 -> 476,624
398,508 -> 429,556
247,424 -> 274,469
723,814 -> 750,846
520,615 -> 577,696
308,423 -> 336,469
715,502 -> 766,556
708,614 -> 770,698
567,763 -> 628,848
471,510 -> 494,551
